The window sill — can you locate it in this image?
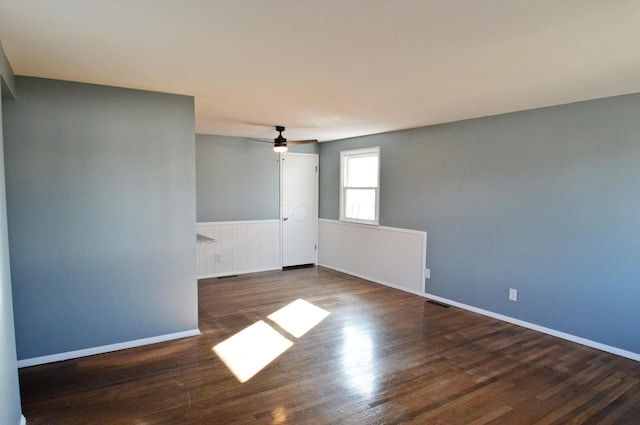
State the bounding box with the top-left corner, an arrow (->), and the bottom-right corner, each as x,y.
339,217 -> 379,226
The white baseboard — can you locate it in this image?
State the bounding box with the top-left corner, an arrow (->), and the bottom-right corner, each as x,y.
17,328 -> 201,368
322,263 -> 639,362
20,415 -> 26,425
423,292 -> 640,362
198,266 -> 282,280
319,263 -> 426,297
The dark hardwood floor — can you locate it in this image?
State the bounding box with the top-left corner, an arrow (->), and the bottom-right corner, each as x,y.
19,266 -> 640,424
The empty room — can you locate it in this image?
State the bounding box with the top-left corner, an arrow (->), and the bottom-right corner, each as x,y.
1,1 -> 640,424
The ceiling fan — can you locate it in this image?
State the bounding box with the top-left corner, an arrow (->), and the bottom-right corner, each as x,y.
271,126 -> 318,153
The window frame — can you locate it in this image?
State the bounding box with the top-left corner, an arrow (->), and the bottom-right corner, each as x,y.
339,146 -> 380,225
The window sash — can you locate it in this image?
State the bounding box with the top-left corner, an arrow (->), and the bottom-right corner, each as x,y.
344,188 -> 377,221
344,154 -> 378,187
340,147 -> 380,225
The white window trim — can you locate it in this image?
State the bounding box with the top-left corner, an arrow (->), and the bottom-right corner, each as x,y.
339,146 -> 380,225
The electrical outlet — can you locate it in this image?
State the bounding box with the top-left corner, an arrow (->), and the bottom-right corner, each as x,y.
215,254 -> 221,262
509,288 -> 517,301
424,268 -> 431,279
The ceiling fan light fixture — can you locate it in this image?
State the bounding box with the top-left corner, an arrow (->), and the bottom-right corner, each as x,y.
274,125 -> 287,152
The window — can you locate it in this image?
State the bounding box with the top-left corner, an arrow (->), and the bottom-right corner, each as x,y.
340,147 -> 380,225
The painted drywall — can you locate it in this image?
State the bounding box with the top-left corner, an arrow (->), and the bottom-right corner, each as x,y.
0,43 -> 23,425
320,93 -> 640,355
196,135 -> 280,221
4,77 -> 198,360
196,134 -> 317,222
0,42 -> 15,99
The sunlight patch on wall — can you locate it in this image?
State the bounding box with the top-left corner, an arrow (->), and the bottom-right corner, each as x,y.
268,298 -> 330,338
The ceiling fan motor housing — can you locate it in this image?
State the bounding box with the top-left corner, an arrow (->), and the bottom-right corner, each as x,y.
274,125 -> 287,148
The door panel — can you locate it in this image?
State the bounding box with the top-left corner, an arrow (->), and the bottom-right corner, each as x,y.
281,153 -> 318,267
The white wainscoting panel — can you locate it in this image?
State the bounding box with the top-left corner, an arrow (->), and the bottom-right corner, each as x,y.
197,220 -> 281,278
318,219 -> 427,295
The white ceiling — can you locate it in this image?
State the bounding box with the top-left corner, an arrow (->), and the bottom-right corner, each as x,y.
1,0 -> 639,142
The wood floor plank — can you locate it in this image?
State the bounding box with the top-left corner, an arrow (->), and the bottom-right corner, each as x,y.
18,266 -> 640,424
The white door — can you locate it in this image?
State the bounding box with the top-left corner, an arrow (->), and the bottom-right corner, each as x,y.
281,153 -> 318,267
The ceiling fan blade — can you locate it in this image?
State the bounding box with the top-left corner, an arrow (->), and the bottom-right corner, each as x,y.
287,139 -> 319,145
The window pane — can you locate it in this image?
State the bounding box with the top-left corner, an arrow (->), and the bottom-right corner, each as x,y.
345,189 -> 376,220
346,155 -> 378,187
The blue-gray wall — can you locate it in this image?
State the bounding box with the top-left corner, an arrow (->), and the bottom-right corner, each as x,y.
0,42 -> 22,425
197,134 -> 317,222
4,77 -> 198,360
197,135 -> 280,221
320,93 -> 640,355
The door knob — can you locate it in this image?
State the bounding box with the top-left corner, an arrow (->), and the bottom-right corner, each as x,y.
283,217 -> 289,221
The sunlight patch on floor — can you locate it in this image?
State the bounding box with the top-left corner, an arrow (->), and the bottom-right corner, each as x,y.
342,325 -> 376,396
271,406 -> 288,424
213,320 -> 293,383
268,298 -> 331,338
213,299 -> 330,383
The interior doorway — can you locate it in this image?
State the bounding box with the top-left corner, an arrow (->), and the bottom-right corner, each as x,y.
280,153 -> 318,267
